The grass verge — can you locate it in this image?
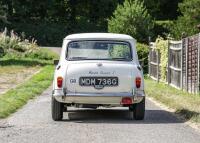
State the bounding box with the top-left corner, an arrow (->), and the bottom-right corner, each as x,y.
0,65 -> 54,118
145,77 -> 200,123
0,57 -> 53,66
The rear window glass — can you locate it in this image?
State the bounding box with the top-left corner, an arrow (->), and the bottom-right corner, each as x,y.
67,41 -> 132,61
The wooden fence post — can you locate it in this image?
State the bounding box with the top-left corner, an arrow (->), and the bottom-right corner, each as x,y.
181,40 -> 183,90
198,33 -> 200,93
167,40 -> 170,85
157,49 -> 160,83
185,38 -> 188,92
148,37 -> 151,77
148,45 -> 151,77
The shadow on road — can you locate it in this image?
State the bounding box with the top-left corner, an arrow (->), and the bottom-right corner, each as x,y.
62,109 -> 183,124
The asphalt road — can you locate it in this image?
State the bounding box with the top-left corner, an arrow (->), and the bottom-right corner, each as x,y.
0,47 -> 200,143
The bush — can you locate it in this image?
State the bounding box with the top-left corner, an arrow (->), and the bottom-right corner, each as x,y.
154,37 -> 168,81
170,0 -> 200,39
136,43 -> 149,73
0,28 -> 38,58
108,0 -> 154,43
0,28 -> 58,60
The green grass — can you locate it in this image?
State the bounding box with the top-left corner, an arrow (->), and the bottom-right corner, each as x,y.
145,77 -> 200,123
26,48 -> 59,60
0,58 -> 53,66
0,65 -> 54,118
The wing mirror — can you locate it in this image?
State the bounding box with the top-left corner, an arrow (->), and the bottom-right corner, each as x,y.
54,60 -> 59,65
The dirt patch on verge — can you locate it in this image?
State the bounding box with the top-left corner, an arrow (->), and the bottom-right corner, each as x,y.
0,66 -> 41,95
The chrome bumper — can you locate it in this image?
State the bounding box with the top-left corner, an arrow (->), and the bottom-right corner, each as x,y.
52,89 -> 145,105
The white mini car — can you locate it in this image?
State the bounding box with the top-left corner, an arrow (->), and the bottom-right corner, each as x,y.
52,33 -> 145,121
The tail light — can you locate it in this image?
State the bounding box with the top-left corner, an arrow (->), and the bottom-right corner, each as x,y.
135,77 -> 141,88
57,76 -> 63,88
121,97 -> 133,105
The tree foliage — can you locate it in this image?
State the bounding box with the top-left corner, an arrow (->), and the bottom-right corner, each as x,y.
153,20 -> 173,40
171,0 -> 200,39
143,0 -> 181,20
108,0 -> 154,43
0,0 -> 122,46
0,0 -> 190,45
0,1 -> 7,24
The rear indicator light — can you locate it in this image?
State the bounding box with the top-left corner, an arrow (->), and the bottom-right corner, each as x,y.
135,77 -> 141,88
121,97 -> 133,105
57,77 -> 63,88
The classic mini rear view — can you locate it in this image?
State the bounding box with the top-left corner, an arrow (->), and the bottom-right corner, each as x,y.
52,33 -> 145,121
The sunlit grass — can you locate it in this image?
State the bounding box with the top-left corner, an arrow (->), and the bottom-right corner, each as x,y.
145,77 -> 200,123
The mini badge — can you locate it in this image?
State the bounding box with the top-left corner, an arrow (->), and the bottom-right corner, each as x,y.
97,63 -> 103,67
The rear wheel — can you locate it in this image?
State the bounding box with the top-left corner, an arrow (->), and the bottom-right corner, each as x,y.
133,97 -> 145,120
51,96 -> 64,121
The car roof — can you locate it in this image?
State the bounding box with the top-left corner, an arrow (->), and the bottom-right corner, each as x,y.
64,33 -> 135,41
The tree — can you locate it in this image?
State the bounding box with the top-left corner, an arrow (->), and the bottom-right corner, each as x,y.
108,0 -> 154,43
142,0 -> 181,20
64,0 -> 122,32
0,1 -> 8,24
171,0 -> 200,39
0,0 -> 124,46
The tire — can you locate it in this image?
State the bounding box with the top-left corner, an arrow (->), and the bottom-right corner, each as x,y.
51,96 -> 64,121
133,97 -> 145,120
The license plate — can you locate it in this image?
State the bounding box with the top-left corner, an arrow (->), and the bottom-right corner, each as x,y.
79,77 -> 118,86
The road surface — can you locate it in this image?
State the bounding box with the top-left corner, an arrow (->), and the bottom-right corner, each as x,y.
0,47 -> 200,143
